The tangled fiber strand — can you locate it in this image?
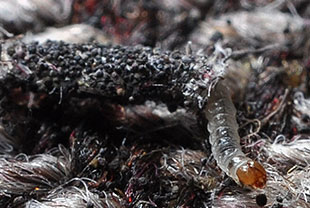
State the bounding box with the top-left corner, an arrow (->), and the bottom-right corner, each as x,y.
25,185 -> 123,208
0,146 -> 71,195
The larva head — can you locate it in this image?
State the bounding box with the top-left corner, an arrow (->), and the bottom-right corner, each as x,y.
236,160 -> 266,189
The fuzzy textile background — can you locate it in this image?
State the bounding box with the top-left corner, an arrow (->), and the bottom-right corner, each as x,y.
0,0 -> 310,207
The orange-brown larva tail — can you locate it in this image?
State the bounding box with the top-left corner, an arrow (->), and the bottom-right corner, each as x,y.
236,160 -> 267,189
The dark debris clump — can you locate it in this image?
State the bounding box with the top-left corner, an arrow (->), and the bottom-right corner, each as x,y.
1,41 -> 218,110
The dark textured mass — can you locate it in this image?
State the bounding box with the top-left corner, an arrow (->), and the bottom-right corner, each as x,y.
0,40 -> 216,155
1,41 -> 215,111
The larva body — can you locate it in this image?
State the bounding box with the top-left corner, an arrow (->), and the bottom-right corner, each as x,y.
204,81 -> 266,189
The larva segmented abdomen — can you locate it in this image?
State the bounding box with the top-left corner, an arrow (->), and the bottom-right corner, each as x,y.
204,81 -> 266,189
